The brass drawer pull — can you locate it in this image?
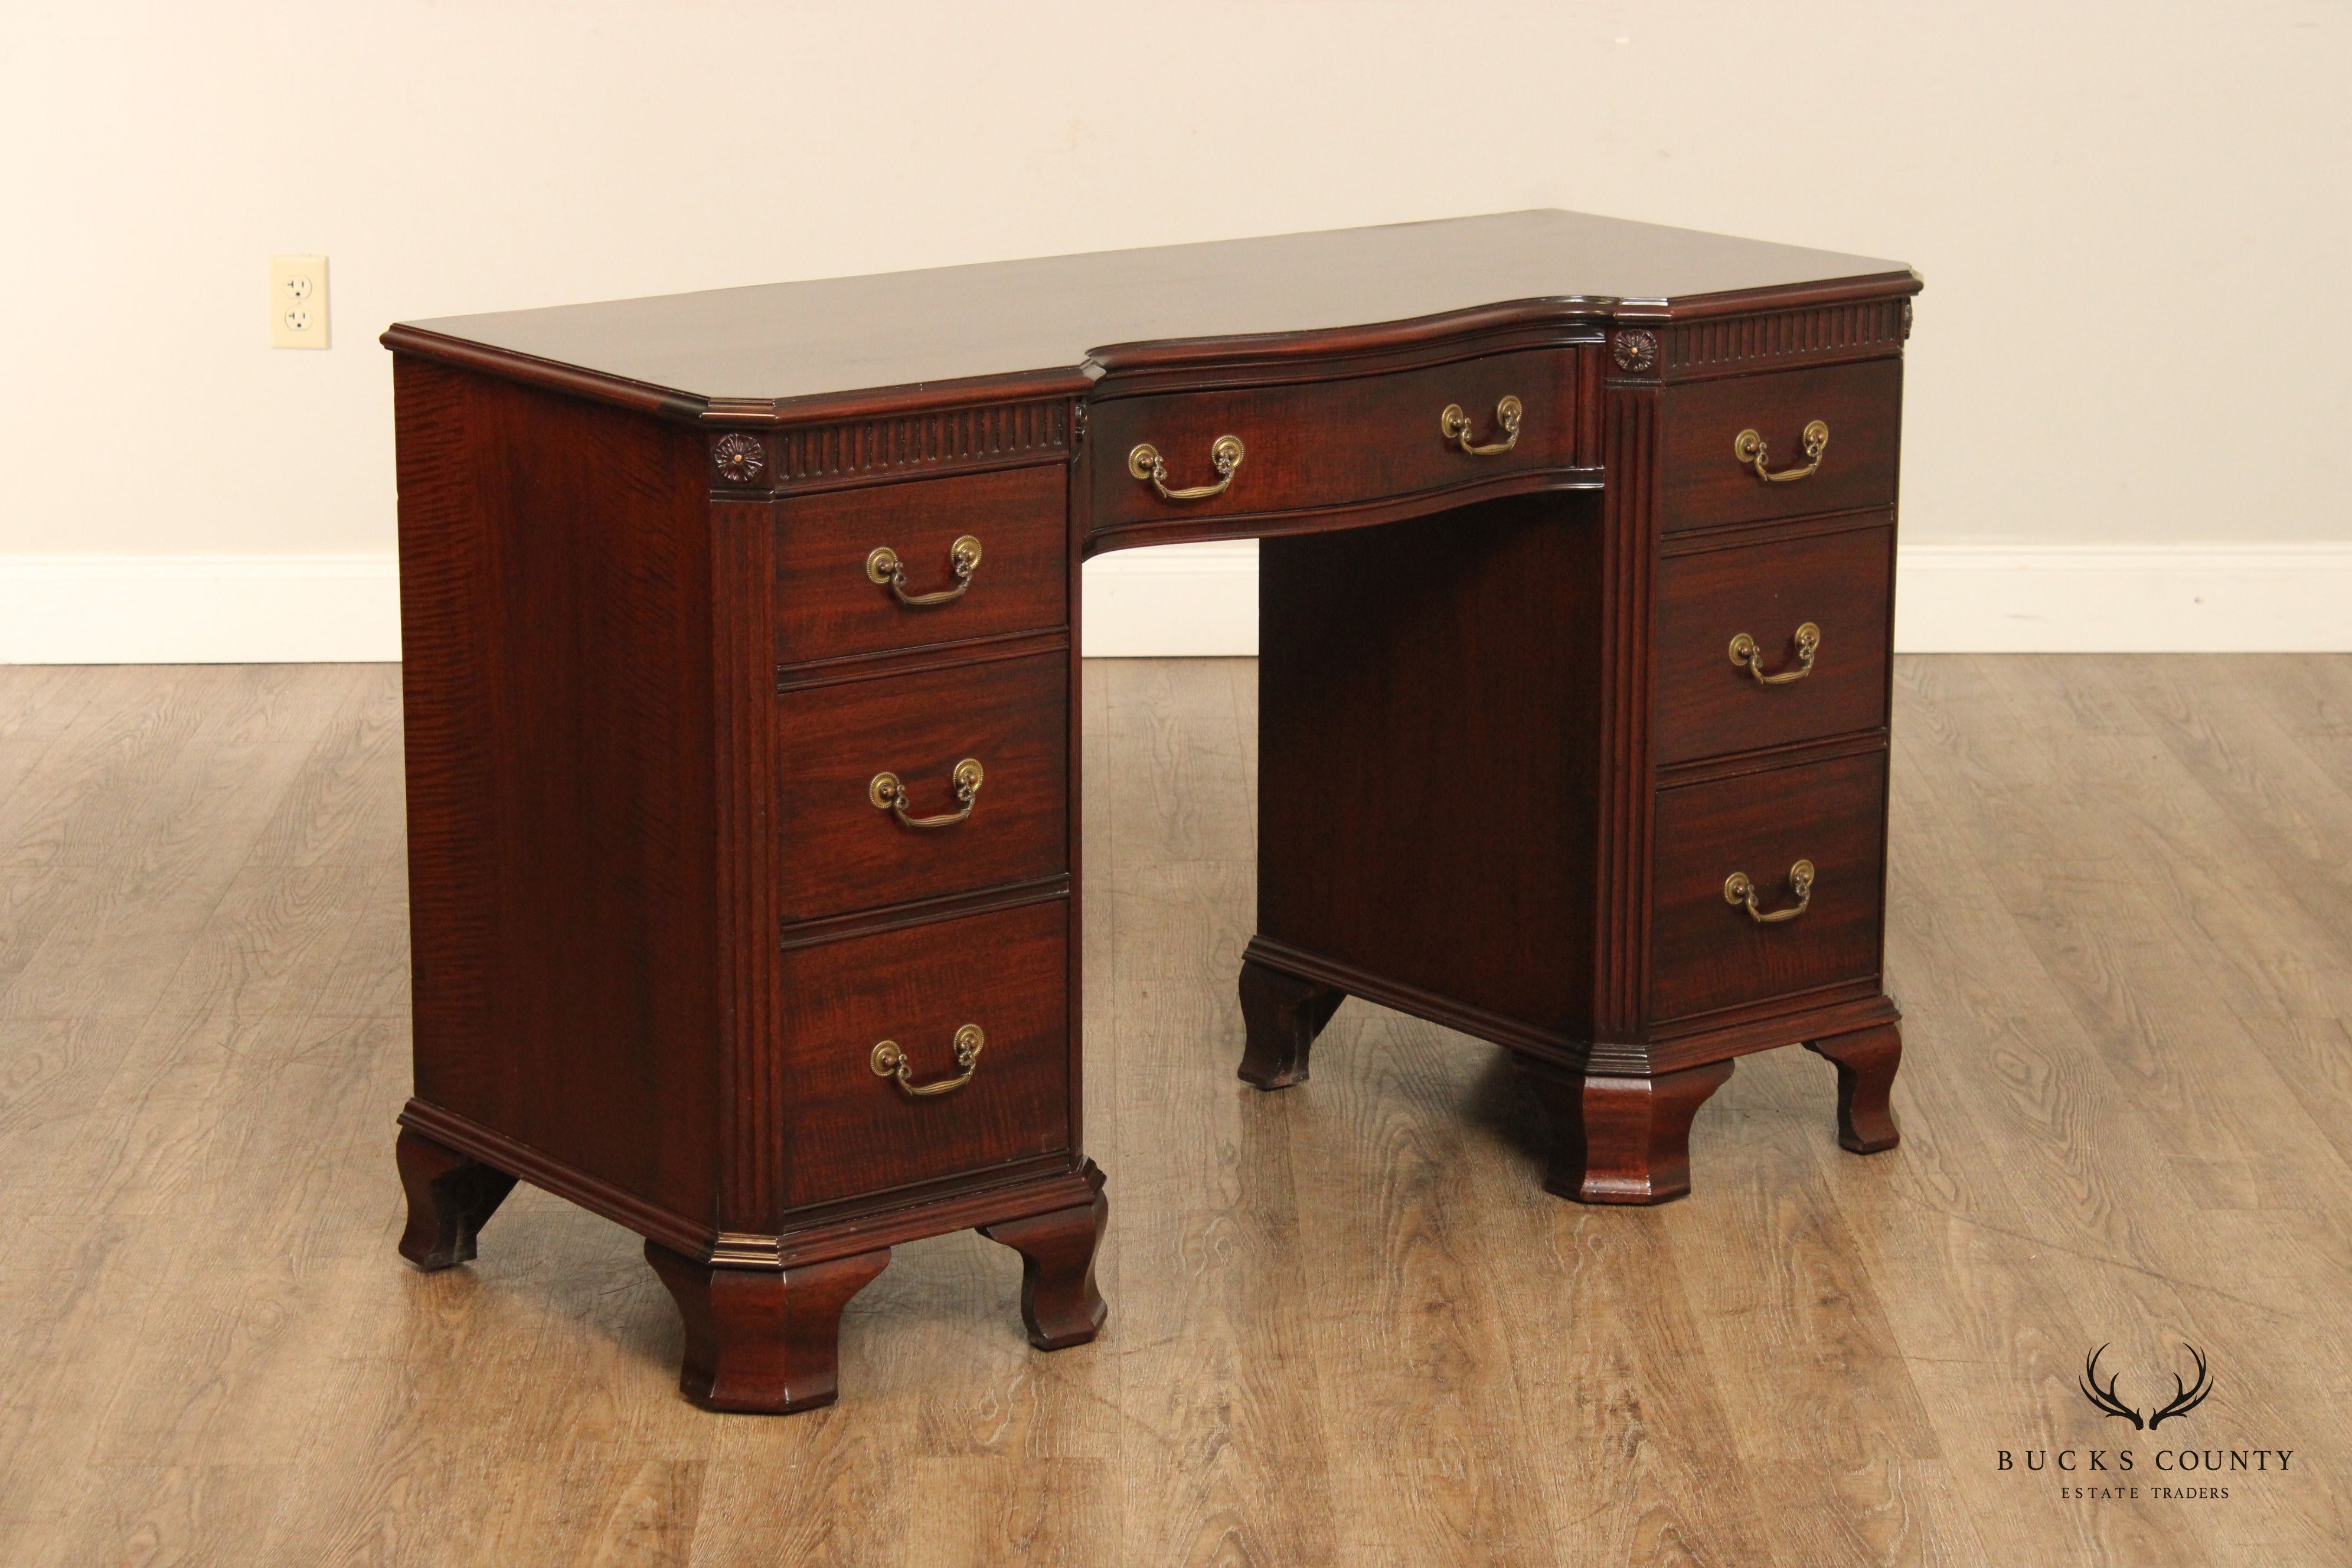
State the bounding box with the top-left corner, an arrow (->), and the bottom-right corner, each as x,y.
1729,622 -> 1820,685
868,757 -> 984,829
1732,419 -> 1830,482
1128,435 -> 1244,502
871,1024 -> 986,1098
1439,395 -> 1522,456
866,535 -> 981,606
1725,859 -> 1814,923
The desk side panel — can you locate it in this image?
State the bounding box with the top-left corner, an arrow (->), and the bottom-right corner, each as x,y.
393,358 -> 720,1233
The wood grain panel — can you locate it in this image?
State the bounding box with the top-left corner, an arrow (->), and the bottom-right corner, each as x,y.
1256,494 -> 1599,1033
1656,358 -> 1902,532
390,357 -> 719,1232
1650,749 -> 1888,1021
774,649 -> 1069,923
773,463 -> 1069,666
1655,517 -> 1894,765
775,900 -> 1070,1210
1088,347 -> 1580,536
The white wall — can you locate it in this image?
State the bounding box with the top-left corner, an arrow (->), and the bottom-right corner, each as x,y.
2,2 -> 2346,658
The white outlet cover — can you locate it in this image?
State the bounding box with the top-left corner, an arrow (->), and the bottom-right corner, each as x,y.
269,255 -> 329,349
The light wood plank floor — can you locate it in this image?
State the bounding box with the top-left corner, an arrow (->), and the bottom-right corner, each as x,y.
2,656 -> 2348,1566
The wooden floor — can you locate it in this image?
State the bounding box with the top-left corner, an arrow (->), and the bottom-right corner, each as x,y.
1,656 -> 2348,1566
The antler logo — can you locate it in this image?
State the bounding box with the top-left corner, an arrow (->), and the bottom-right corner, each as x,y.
2079,1343 -> 2213,1430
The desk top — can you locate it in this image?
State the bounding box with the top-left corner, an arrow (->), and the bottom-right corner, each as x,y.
388,210 -> 1915,419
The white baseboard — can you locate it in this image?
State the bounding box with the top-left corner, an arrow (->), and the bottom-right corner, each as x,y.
1,544 -> 2345,664
0,556 -> 401,664
1890,544 -> 2352,652
1080,540 -> 2352,657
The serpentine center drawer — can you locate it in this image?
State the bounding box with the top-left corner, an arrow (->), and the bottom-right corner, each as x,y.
1654,520 -> 1894,765
776,899 -> 1069,1210
1648,749 -> 1887,1023
775,651 -> 1067,923
774,463 -> 1068,667
1656,358 -> 1903,533
1087,347 -> 1579,535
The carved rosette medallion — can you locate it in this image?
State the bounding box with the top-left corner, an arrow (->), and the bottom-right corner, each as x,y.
1612,329 -> 1658,374
711,433 -> 766,484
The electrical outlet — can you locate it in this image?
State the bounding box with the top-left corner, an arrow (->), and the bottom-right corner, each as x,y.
269,254 -> 329,348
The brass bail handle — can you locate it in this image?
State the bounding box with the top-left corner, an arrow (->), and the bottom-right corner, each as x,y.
1732,419 -> 1830,482
868,757 -> 984,829
1724,859 -> 1815,924
1729,622 -> 1821,685
1128,435 -> 1244,502
871,1024 -> 986,1098
1439,394 -> 1523,456
866,535 -> 982,606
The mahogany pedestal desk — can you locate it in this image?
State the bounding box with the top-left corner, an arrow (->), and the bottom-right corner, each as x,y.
383,210 -> 1922,1413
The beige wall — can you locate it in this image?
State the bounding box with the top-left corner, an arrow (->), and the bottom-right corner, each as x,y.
2,1 -> 2344,562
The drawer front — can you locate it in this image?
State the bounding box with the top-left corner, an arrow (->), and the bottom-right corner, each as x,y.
775,464 -> 1068,667
1087,347 -> 1579,534
1657,358 -> 1902,533
1649,750 -> 1886,1023
776,651 -> 1067,923
1655,521 -> 1894,765
777,899 -> 1069,1210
